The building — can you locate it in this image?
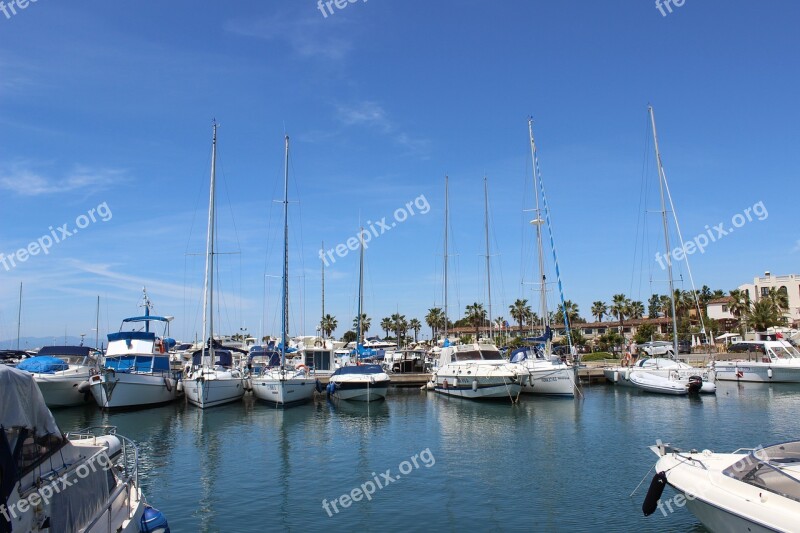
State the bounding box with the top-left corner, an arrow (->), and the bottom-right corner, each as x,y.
706,296 -> 739,332
738,271 -> 800,326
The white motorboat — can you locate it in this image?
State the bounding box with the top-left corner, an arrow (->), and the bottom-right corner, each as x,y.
89,290 -> 179,410
184,123 -> 245,409
628,370 -> 704,395
715,340 -> 800,383
431,343 -> 526,401
17,346 -> 98,407
605,358 -> 716,394
510,343 -> 575,397
327,364 -> 390,402
1,364 -> 169,532
644,440 -> 800,531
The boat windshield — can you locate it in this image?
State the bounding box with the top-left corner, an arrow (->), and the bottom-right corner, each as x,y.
480,350 -> 503,360
770,346 -> 796,360
454,350 -> 482,361
723,441 -> 800,503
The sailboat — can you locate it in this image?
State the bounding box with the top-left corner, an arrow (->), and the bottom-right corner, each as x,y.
327,229 -> 390,402
430,176 -> 527,401
511,119 -> 576,397
251,135 -> 317,407
604,106 -> 715,395
184,122 -> 246,409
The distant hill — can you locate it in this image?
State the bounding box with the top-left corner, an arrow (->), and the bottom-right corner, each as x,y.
0,336 -> 97,351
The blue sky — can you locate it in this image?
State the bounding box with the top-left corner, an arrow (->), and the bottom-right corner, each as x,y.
1,1 -> 798,346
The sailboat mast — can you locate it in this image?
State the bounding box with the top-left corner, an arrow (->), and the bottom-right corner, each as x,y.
16,282 -> 22,350
95,295 -> 100,350
484,176 -> 492,341
201,122 -> 218,366
321,240 -> 325,341
443,176 -> 449,341
281,135 -> 290,367
357,229 -> 365,347
528,119 -> 548,335
649,106 -> 680,356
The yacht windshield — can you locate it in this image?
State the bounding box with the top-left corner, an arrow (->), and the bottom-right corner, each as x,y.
770,347 -> 794,360
480,350 -> 503,360
454,351 -> 482,361
723,441 -> 800,503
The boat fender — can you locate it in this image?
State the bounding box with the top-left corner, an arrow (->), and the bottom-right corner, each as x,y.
140,505 -> 171,533
77,380 -> 91,394
176,380 -> 183,392
315,379 -> 324,393
164,378 -> 172,392
443,379 -> 448,389
642,472 -> 668,517
472,379 -> 478,392
612,371 -> 619,383
768,368 -> 773,379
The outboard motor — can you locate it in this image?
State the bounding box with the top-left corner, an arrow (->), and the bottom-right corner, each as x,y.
687,375 -> 703,394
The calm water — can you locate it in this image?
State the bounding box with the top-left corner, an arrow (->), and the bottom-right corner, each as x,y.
52,382 -> 800,532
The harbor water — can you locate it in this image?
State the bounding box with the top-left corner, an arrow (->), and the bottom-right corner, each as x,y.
53,382 -> 800,532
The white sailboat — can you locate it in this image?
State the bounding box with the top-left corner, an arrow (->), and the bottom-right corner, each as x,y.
327,229 -> 390,402
607,107 -> 715,396
251,135 -> 317,407
184,122 -> 246,409
513,119 -> 576,397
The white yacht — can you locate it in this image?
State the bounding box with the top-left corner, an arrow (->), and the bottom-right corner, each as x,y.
17,345 -> 98,407
327,363 -> 391,402
89,291 -> 179,410
604,357 -> 716,394
645,439 -> 800,531
183,122 -> 245,409
1,364 -> 169,532
431,343 -> 526,401
250,135 -> 317,408
715,340 -> 800,382
510,341 -> 576,397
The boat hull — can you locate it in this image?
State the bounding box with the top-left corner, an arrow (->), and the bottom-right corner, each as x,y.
520,366 -> 575,396
89,372 -> 178,409
715,362 -> 800,383
252,376 -> 316,406
434,380 -> 522,400
34,373 -> 93,407
184,373 -> 245,408
330,380 -> 389,402
605,367 -> 716,394
628,371 -> 687,395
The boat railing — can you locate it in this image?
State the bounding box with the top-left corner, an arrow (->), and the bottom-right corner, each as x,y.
66,426 -> 140,532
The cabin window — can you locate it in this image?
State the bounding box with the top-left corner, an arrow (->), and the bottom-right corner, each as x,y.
455,351 -> 482,361
480,350 -> 503,360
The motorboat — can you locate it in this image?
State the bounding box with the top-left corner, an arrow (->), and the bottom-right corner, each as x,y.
0,364 -> 169,532
0,350 -> 29,367
604,357 -> 716,394
510,342 -> 575,397
430,343 -> 526,401
384,348 -> 428,374
628,370 -> 704,395
16,345 -> 99,407
644,439 -> 800,531
327,364 -> 390,402
89,290 -> 180,410
715,340 -> 800,382
183,123 -> 245,409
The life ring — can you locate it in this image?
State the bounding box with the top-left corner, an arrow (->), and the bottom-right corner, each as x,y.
155,338 -> 164,353
314,340 -> 322,347
296,364 -> 309,374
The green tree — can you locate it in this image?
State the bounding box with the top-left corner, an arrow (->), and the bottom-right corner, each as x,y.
352,314 -> 371,341
409,318 -> 422,343
554,300 -> 581,327
729,289 -> 751,334
509,299 -> 531,334
342,330 -> 357,343
591,301 -> 608,322
380,317 -> 392,340
391,313 -> 408,347
634,323 -> 657,344
647,294 -> 662,318
320,314 -> 338,337
629,301 -> 645,320
610,294 -> 631,338
425,307 -> 445,341
465,302 -> 486,341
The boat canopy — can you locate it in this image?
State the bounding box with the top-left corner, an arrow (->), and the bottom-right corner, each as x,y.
122,315 -> 173,323
38,345 -> 94,357
509,346 -> 545,363
332,364 -> 384,376
723,441 -> 800,503
16,356 -> 70,374
108,331 -> 156,343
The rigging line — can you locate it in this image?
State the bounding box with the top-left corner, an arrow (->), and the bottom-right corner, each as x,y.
217,150 -> 244,332
632,110 -> 652,300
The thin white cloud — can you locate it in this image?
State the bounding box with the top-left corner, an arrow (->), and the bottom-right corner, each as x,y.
793,240 -> 800,253
224,12 -> 353,61
336,101 -> 430,157
0,162 -> 126,196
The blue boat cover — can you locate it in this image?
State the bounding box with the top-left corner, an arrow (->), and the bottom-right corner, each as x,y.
17,356 -> 70,374
37,346 -> 92,357
524,326 -> 552,344
332,364 -> 383,376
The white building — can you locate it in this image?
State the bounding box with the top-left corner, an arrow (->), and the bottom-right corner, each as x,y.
738,271 -> 800,326
707,296 -> 735,321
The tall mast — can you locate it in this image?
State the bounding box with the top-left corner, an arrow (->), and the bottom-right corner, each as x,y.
201,121 -> 217,366
281,135 -> 290,368
484,176 -> 492,341
321,240 -> 325,340
443,176 -> 449,341
649,106 -> 679,356
16,282 -> 22,350
357,229 -> 365,346
528,119 -> 548,336
95,295 -> 100,350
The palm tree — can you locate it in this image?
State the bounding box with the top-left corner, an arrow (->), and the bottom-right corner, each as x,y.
320,314 -> 338,338
749,299 -> 782,331
494,316 -> 506,331
555,300 -> 580,327
629,301 -> 645,320
465,302 -> 486,340
659,295 -> 672,318
509,299 -> 531,335
610,293 -> 631,337
425,307 -> 444,341
591,301 -> 608,322
729,289 -> 751,334
409,318 -> 422,343
352,314 -> 371,341
766,287 -> 789,316
391,313 -> 407,347
380,317 -> 392,340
